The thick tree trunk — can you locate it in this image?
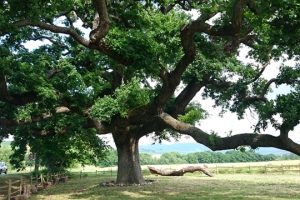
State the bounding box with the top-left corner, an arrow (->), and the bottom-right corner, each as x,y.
114,134 -> 145,184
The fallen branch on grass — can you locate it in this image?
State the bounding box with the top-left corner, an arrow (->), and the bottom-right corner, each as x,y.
148,166 -> 213,177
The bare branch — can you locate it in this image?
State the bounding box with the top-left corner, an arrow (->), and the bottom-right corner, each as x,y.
90,0 -> 110,44
242,61 -> 270,85
85,118 -> 111,135
13,19 -> 90,47
171,80 -> 206,116
0,106 -> 70,129
3,19 -> 130,66
261,78 -> 279,96
232,0 -> 248,35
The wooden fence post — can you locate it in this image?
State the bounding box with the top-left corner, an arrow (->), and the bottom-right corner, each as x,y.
40,174 -> 44,184
8,179 -> 11,200
20,177 -> 23,195
248,165 -> 251,173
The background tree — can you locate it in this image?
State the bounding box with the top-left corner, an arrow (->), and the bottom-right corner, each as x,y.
0,0 -> 299,184
9,120 -> 107,172
0,142 -> 12,167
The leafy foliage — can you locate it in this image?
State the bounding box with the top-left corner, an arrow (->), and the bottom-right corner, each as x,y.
178,104 -> 207,125
91,78 -> 151,122
0,0 -> 299,178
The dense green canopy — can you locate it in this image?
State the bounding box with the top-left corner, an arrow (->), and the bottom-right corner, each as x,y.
0,0 -> 299,183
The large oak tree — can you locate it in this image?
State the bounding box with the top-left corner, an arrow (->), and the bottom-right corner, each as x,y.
0,0 -> 299,184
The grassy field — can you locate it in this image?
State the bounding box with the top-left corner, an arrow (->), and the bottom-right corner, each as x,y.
1,161 -> 300,200
26,172 -> 300,200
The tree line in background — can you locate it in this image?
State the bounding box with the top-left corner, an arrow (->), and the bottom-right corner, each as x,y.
1,142 -> 299,170
99,149 -> 300,167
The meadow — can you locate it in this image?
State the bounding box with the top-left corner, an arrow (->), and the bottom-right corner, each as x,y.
30,173 -> 300,200
1,160 -> 300,200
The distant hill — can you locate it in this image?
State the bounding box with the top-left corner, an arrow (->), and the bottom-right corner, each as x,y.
140,143 -> 210,154
254,147 -> 290,155
139,143 -> 291,155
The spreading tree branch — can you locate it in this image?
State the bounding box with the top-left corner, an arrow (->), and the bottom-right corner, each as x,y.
0,107 -> 71,129
170,80 -> 206,116
153,16 -> 212,110
242,61 -> 269,85
89,0 -> 110,44
160,112 -> 300,155
232,0 -> 248,35
153,5 -> 256,111
13,19 -> 90,46
2,19 -> 129,66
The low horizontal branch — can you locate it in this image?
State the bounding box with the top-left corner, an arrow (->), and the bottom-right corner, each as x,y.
0,107 -> 70,128
159,112 -> 300,155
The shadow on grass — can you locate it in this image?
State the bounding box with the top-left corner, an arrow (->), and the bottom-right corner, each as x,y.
30,174 -> 300,200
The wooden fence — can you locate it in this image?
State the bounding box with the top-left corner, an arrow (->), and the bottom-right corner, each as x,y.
0,178 -> 23,200
212,163 -> 300,174
77,163 -> 300,179
78,169 -> 116,179
0,173 -> 68,200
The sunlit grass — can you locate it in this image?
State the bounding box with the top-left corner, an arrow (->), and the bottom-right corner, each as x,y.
28,173 -> 300,200
2,160 -> 300,200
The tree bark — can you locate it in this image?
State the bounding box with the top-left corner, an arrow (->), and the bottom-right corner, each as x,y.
113,134 -> 145,184
148,166 -> 213,177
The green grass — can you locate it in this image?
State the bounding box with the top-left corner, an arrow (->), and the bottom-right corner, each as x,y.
1,161 -> 300,199
26,173 -> 300,200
